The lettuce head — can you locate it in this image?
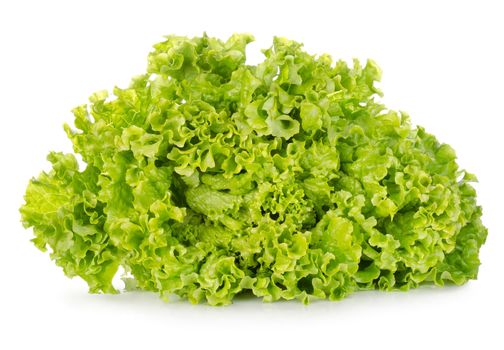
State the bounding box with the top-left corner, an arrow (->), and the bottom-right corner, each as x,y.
20,34 -> 487,305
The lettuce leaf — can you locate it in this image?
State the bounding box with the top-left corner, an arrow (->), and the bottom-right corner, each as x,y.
20,34 -> 487,305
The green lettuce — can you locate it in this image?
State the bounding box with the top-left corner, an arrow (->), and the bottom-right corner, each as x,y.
20,34 -> 487,305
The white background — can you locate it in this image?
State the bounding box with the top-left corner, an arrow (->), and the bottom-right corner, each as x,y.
1,0 -> 503,349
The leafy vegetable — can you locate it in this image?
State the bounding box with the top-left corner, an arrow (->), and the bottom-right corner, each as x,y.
20,34 -> 487,305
